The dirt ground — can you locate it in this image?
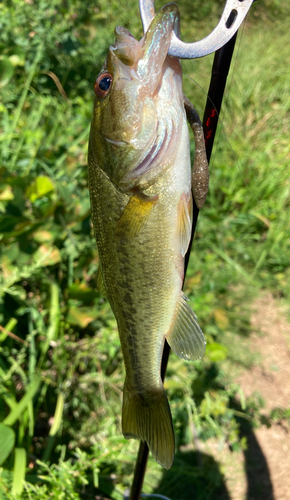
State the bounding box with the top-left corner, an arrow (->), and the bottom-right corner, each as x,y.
200,293 -> 290,500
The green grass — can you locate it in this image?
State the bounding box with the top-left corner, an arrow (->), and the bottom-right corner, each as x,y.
0,0 -> 290,498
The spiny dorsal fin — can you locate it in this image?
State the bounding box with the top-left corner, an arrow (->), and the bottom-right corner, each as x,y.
116,193 -> 158,238
166,292 -> 206,360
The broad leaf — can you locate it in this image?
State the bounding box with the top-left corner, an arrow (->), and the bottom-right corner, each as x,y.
0,424 -> 15,466
0,57 -> 14,86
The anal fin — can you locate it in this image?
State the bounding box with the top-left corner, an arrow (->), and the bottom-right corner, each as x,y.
116,193 -> 157,238
166,292 -> 206,360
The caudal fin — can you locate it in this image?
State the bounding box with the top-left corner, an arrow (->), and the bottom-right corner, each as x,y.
122,380 -> 175,469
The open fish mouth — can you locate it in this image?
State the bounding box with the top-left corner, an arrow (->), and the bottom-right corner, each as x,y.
108,5 -> 181,182
111,4 -> 180,93
92,4 -> 182,188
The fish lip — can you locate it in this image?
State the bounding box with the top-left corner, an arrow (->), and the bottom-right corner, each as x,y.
134,4 -> 179,92
110,5 -> 179,92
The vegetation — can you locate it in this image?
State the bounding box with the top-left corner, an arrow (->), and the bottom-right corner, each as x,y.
0,0 -> 289,498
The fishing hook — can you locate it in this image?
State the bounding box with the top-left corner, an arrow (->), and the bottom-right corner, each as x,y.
139,0 -> 254,59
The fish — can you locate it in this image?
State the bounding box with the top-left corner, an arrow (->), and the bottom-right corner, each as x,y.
88,3 -> 207,469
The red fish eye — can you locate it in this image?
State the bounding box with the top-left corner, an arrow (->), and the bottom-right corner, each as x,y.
94,72 -> 113,97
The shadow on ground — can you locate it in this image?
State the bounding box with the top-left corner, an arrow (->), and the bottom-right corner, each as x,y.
152,450 -> 230,500
240,418 -> 275,500
152,408 -> 275,500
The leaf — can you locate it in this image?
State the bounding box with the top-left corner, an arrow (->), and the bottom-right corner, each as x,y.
164,379 -> 183,390
93,467 -> 99,488
0,57 -> 15,86
26,176 -> 55,202
0,215 -> 28,233
8,47 -> 25,67
12,448 -> 26,496
68,283 -> 99,303
32,223 -> 63,244
0,317 -> 18,343
0,424 -> 15,466
49,393 -> 64,436
66,306 -> 99,328
3,375 -> 41,426
184,272 -> 202,293
46,283 -> 60,345
32,229 -> 55,243
213,308 -> 229,329
0,186 -> 14,201
206,342 -> 228,362
38,283 -> 60,370
5,285 -> 27,300
33,245 -> 61,266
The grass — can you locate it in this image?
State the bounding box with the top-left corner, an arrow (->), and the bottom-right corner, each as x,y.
0,0 -> 290,498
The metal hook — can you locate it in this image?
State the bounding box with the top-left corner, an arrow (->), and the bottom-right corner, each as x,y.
139,0 -> 254,59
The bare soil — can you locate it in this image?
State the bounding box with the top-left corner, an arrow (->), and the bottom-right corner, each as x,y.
201,293 -> 290,500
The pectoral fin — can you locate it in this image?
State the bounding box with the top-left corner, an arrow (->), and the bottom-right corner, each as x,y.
166,293 -> 206,360
175,192 -> 193,257
116,193 -> 158,237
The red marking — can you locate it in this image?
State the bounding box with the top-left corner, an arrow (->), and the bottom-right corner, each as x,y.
204,108 -> 217,145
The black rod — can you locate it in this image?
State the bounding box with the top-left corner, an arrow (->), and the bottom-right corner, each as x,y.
202,31 -> 237,161
129,32 -> 238,500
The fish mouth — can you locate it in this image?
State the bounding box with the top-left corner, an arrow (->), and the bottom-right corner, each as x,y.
110,4 -> 180,94
136,3 -> 180,93
100,4 -> 181,186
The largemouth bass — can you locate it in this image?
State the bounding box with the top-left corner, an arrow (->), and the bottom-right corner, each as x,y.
88,3 -> 207,469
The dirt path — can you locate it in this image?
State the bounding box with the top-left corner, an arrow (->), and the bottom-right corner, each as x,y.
237,294 -> 290,500
201,293 -> 290,500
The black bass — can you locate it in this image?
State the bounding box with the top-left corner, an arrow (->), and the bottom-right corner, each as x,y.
88,3 -> 207,469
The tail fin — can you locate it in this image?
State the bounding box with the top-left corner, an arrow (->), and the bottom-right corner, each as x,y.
122,380 -> 175,469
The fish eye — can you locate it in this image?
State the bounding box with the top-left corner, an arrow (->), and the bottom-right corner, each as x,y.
94,72 -> 113,97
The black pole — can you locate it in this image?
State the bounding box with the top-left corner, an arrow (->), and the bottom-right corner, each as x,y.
185,30 -> 238,271
129,32 -> 238,500
202,31 -> 237,161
